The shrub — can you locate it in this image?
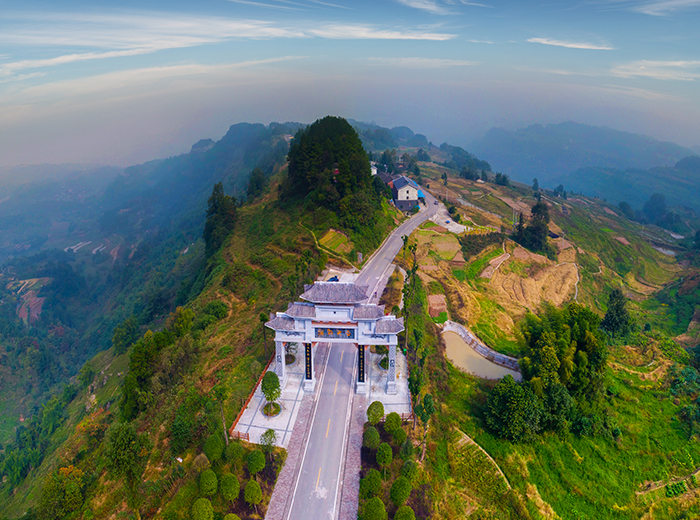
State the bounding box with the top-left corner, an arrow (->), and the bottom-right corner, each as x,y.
384,412 -> 402,434
200,469 -> 218,496
225,441 -> 245,466
260,428 -> 278,457
221,473 -> 240,502
363,426 -> 380,450
262,371 -> 281,404
363,496 -> 388,520
203,300 -> 228,319
192,498 -> 213,520
248,449 -> 265,476
390,476 -> 412,507
395,505 -> 416,520
376,443 -> 393,478
244,479 -> 263,510
223,515 -> 241,520
203,433 -> 225,463
359,469 -> 382,499
401,460 -> 418,483
367,401 -> 385,425
392,427 -> 407,446
399,438 -> 414,460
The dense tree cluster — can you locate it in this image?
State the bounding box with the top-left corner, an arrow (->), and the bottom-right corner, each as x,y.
486,302 -> 609,440
513,201 -> 555,258
203,182 -> 237,258
283,116 -> 383,232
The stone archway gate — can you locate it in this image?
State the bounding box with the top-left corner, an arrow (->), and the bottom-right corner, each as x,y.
265,282 -> 404,394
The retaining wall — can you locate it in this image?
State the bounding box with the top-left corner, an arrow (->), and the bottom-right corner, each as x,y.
442,320 -> 520,372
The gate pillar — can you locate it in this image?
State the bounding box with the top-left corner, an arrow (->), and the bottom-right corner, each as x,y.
274,341 -> 287,389
356,344 -> 367,394
386,344 -> 397,395
303,342 -> 316,392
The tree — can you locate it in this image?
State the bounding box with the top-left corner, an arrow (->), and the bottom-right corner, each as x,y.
363,496 -> 388,520
601,288 -> 631,337
105,423 -> 150,520
247,449 -> 265,477
360,468 -> 382,498
112,315 -> 139,355
204,182 -> 237,258
77,361 -> 95,389
192,498 -> 214,520
376,442 -> 393,478
643,192 -> 667,223
384,412 -> 402,434
532,178 -> 539,193
363,426 -> 381,450
395,505 -> 416,520
221,473 -> 240,503
247,167 -> 267,200
244,479 -> 263,513
224,515 -> 242,520
390,476 -> 412,507
618,201 -> 635,220
225,441 -> 245,468
401,460 -> 418,483
212,382 -> 229,447
259,312 -> 270,358
200,469 -> 218,496
204,432 -> 225,463
40,466 -> 84,519
261,371 -> 281,407
392,427 -> 407,446
367,401 -> 384,425
415,394 -> 435,461
485,375 -> 542,441
260,428 -> 278,459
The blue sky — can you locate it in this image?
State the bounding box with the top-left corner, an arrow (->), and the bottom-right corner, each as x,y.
1,0 -> 698,167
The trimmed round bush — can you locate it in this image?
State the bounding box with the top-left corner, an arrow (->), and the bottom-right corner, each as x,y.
363,426 -> 380,450
199,469 -> 218,496
203,433 -> 225,463
384,412 -> 402,433
192,498 -> 214,520
225,441 -> 245,465
221,473 -> 240,502
401,460 -> 418,484
399,438 -> 414,460
392,427 -> 407,447
367,401 -> 385,425
359,469 -> 382,499
376,443 -> 393,475
363,496 -> 388,520
244,479 -> 263,508
395,505 -> 416,520
247,449 -> 265,476
390,476 -> 412,507
223,515 -> 241,520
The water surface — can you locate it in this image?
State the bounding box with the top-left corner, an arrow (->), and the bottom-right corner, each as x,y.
443,331 -> 521,381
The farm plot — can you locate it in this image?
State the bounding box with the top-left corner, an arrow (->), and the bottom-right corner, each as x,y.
319,229 -> 353,254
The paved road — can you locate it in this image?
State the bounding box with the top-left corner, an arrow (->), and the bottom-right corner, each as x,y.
287,342 -> 356,520
358,186 -> 440,299
285,183 -> 439,519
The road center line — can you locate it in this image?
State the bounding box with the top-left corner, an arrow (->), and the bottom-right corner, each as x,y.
340,351 -> 344,363
334,380 -> 338,396
316,467 -> 321,489
326,419 -> 331,438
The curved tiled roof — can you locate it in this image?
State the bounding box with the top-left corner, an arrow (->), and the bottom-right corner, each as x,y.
285,302 -> 316,317
265,316 -> 296,331
300,282 -> 369,304
353,305 -> 385,320
375,317 -> 405,334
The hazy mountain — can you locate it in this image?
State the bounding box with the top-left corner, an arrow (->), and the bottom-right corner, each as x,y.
470,121 -> 695,184
552,155 -> 700,212
349,119 -> 430,150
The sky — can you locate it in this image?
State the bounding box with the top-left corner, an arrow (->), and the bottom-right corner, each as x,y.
0,0 -> 699,168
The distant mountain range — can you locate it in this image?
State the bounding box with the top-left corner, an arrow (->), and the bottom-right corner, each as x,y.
470,121 -> 696,185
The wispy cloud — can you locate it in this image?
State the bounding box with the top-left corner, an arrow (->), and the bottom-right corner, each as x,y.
394,0 -> 453,14
528,38 -> 614,50
227,0 -> 303,11
611,60 -> 700,80
631,0 -> 700,16
366,57 -> 479,67
308,25 -> 454,40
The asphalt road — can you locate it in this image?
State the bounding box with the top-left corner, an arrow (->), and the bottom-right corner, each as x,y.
285,183 -> 439,519
287,342 -> 356,520
357,185 -> 439,299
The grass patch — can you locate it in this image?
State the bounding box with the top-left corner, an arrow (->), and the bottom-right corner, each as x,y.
452,269 -> 466,282
464,248 -> 504,280
432,312 -> 448,324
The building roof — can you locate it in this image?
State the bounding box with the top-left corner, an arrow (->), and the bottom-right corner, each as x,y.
265,315 -> 296,331
375,317 -> 405,334
284,302 -> 316,318
378,171 -> 395,185
300,282 -> 369,304
393,176 -> 420,191
353,305 -> 386,320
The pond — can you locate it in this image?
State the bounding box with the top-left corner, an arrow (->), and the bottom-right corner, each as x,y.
443,331 -> 521,381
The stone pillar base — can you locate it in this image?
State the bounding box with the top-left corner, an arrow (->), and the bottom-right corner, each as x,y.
356,381 -> 367,395
303,378 -> 316,392
386,381 -> 397,395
